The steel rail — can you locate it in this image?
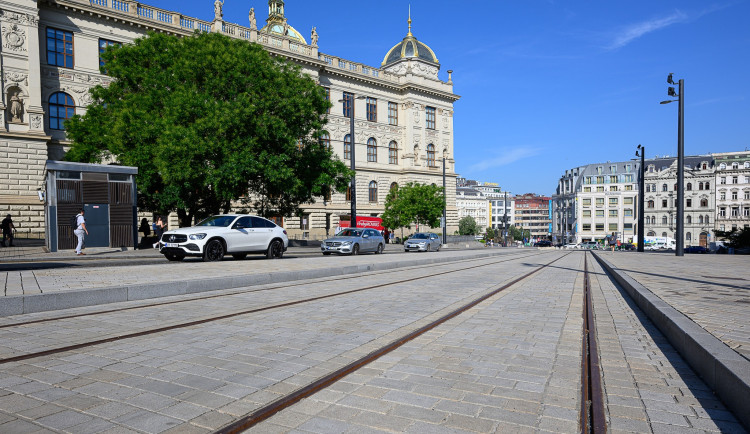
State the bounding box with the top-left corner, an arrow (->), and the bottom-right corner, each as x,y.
581,253 -> 607,433
0,252 -> 550,364
214,253 -> 572,434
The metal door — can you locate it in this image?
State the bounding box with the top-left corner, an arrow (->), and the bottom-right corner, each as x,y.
83,204 -> 110,248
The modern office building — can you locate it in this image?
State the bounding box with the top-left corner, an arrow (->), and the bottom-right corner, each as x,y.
0,0 -> 460,240
513,193 -> 551,240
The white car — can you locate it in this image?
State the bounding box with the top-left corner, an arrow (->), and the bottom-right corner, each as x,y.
159,214 -> 288,262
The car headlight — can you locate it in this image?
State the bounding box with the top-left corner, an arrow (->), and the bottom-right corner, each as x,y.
341,241 -> 352,246
418,242 -> 427,245
189,233 -> 207,240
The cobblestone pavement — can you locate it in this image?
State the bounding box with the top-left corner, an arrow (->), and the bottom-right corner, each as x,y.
589,256 -> 745,434
0,245 -> 500,297
0,251 -> 559,433
595,252 -> 750,360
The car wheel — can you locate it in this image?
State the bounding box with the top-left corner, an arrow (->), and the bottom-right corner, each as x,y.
375,244 -> 384,254
426,244 -> 431,252
164,252 -> 184,262
352,244 -> 360,255
232,253 -> 247,260
266,239 -> 283,259
436,244 -> 441,252
203,239 -> 225,262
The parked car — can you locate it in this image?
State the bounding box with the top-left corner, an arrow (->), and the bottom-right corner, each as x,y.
533,240 -> 552,247
580,241 -> 599,250
684,245 -> 707,254
563,243 -> 580,249
159,214 -> 288,262
620,243 -> 636,251
321,228 -> 384,255
404,233 -> 442,252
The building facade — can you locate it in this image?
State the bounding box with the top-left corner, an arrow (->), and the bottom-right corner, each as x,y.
513,193 -> 551,240
455,186 -> 488,232
713,152 -> 750,234
643,156 -> 715,247
0,0 -> 460,240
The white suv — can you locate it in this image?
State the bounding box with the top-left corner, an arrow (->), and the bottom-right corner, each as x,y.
159,214 -> 288,262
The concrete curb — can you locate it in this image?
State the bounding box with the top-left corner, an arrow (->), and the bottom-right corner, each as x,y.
1,249 -> 520,318
592,252 -> 750,431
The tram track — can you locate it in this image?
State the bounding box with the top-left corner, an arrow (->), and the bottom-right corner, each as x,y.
581,252 -> 606,434
213,252 -> 573,433
0,251 -> 546,329
0,251 -> 551,364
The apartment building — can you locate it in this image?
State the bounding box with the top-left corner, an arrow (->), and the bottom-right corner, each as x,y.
513,194 -> 551,239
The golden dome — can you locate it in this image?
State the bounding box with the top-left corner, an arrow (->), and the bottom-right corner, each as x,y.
382,12 -> 439,67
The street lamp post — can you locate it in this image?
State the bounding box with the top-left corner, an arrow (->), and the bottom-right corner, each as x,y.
661,73 -> 685,256
339,94 -> 365,228
442,156 -> 447,243
636,144 -> 645,252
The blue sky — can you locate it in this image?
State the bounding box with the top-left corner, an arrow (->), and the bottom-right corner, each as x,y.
157,0 -> 749,195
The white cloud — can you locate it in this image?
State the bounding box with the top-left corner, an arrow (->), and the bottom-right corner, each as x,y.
468,147 -> 542,172
607,10 -> 688,50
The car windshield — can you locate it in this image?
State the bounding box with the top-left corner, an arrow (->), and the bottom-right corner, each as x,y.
196,215 -> 236,227
337,229 -> 363,237
410,233 -> 429,239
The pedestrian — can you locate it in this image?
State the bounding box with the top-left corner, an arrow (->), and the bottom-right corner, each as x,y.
609,233 -> 617,252
1,214 -> 15,247
74,209 -> 88,255
152,215 -> 165,248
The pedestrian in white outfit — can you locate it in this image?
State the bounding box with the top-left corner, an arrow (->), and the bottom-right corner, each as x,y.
74,209 -> 88,255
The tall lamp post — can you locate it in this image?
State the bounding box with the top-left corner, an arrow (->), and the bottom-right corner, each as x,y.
442,156 -> 447,243
339,94 -> 365,228
661,73 -> 684,256
636,144 -> 646,252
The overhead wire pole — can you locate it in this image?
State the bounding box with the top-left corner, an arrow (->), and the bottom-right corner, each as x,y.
637,145 -> 645,252
442,156 -> 447,243
662,73 -> 685,256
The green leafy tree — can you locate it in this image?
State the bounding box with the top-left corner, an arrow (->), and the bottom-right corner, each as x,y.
382,182 -> 444,236
485,227 -> 495,240
64,31 -> 351,225
458,216 -> 478,235
509,225 -> 524,241
715,227 -> 750,248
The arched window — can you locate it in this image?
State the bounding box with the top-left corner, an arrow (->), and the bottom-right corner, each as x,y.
427,144 -> 436,167
686,215 -> 692,224
700,198 -> 708,207
662,232 -> 668,237
699,215 -> 704,224
705,181 -> 710,189
745,162 -> 750,169
662,184 -> 668,192
319,132 -> 330,149
647,200 -> 655,208
662,216 -> 668,225
720,163 -> 727,170
648,231 -> 656,236
698,182 -> 703,190
705,215 -> 710,224
49,92 -> 75,130
686,183 -> 692,191
368,181 -> 377,203
344,134 -> 352,161
388,141 -> 398,165
367,138 -> 377,163
686,232 -> 692,241
390,182 -> 398,192
732,162 -> 739,169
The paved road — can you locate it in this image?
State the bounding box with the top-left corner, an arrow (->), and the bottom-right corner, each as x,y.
0,250 -> 744,433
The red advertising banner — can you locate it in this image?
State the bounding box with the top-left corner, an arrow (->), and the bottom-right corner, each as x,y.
338,216 -> 384,231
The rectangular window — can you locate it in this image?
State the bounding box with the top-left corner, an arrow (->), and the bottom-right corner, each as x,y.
624,209 -> 633,217
720,192 -> 726,200
584,187 -> 591,192
733,176 -> 739,184
596,198 -> 605,206
596,210 -> 605,217
624,174 -> 634,183
323,87 -> 330,114
583,199 -> 591,206
626,164 -> 632,173
610,186 -> 618,192
609,198 -> 618,206
596,186 -> 604,192
582,224 -> 591,231
366,97 -> 377,122
609,210 -> 618,217
721,177 -> 727,185
596,176 -> 604,184
388,102 -> 398,126
720,208 -> 726,217
732,207 -> 740,217
745,191 -> 750,200
609,223 -> 618,231
342,92 -> 353,118
98,39 -> 120,69
686,198 -> 692,207
625,185 -> 633,191
624,223 -> 633,230
582,210 -> 591,217
624,197 -> 633,205
586,177 -> 593,185
610,176 -> 618,184
596,223 -> 605,231
47,27 -> 74,68
426,106 -> 436,129
610,165 -> 617,174
732,191 -> 738,200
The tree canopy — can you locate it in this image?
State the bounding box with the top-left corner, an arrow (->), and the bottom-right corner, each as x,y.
458,216 -> 479,235
381,182 -> 445,231
65,31 -> 351,225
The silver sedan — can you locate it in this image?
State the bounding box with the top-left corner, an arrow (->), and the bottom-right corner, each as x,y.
404,233 -> 442,252
321,228 -> 385,255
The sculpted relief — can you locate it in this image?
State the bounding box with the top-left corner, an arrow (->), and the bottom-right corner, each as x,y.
2,23 -> 26,53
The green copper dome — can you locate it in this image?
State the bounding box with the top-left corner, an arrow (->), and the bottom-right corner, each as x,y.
382,14 -> 439,67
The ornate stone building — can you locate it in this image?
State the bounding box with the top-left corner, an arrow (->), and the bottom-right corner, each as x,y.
643,156 -> 715,247
0,0 -> 459,240
713,151 -> 750,234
